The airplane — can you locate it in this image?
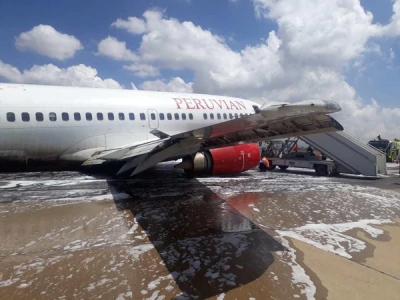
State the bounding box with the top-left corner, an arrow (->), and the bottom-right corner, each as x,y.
0,83 -> 343,176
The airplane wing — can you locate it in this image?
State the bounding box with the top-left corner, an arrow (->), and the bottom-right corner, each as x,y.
84,100 -> 343,176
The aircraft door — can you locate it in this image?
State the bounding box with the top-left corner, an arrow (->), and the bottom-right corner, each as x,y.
147,109 -> 159,129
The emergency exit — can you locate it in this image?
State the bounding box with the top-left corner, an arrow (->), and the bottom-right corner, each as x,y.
147,109 -> 159,129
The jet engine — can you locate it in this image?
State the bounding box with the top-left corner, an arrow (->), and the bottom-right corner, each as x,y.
175,143 -> 260,175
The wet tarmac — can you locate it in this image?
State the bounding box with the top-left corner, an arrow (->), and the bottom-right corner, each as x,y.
1,163 -> 400,299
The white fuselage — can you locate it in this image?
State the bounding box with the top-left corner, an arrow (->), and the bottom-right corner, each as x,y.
0,83 -> 258,163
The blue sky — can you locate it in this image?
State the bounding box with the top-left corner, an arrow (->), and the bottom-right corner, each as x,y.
0,0 -> 274,88
0,0 -> 399,116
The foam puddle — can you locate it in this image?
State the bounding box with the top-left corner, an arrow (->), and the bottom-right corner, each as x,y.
274,219 -> 394,300
277,219 -> 392,259
276,237 -> 317,300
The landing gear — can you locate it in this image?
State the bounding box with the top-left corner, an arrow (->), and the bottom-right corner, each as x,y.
278,166 -> 288,171
315,164 -> 328,176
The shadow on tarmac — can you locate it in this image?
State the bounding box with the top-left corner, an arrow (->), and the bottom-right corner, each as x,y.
106,167 -> 286,299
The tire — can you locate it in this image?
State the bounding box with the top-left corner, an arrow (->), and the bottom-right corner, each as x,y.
330,171 -> 340,177
278,166 -> 289,170
315,164 -> 328,176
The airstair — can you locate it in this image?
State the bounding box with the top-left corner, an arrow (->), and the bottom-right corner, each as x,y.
259,137 -> 299,158
300,131 -> 387,176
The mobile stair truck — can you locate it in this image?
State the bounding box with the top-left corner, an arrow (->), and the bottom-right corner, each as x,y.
259,132 -> 387,177
260,138 -> 335,176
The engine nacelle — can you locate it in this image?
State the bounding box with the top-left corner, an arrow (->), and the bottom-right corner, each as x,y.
175,143 -> 261,175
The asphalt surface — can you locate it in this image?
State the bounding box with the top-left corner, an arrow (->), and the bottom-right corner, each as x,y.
0,163 -> 400,299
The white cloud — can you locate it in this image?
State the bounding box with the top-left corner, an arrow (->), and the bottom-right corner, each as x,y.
109,5 -> 400,140
0,60 -> 122,89
253,0 -> 379,68
111,17 -> 147,34
390,48 -> 395,60
378,0 -> 400,36
15,25 -> 83,60
141,77 -> 193,93
96,36 -> 137,61
123,63 -> 160,77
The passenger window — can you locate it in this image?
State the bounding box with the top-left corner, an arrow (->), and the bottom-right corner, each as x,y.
74,112 -> 81,121
151,113 -> 156,120
223,113 -> 227,119
7,112 -> 15,122
140,113 -> 146,120
62,112 -> 69,121
174,113 -> 179,120
182,113 -> 186,120
22,112 -> 30,122
189,113 -> 193,120
49,112 -> 57,122
36,112 -> 44,122
108,113 -> 114,121
119,113 -> 125,120
203,113 -> 208,120
210,113 -> 214,120
129,113 -> 135,120
167,113 -> 172,120
159,113 -> 165,120
86,112 -> 92,121
235,113 -> 239,119
229,113 -> 233,119
217,113 -> 221,120
97,113 -> 103,121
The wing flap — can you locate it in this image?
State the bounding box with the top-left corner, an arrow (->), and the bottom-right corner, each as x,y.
90,138 -> 169,161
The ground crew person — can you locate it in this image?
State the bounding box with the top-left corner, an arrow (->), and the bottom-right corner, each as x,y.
259,157 -> 270,172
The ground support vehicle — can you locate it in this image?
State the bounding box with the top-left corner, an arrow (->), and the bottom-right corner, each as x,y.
368,139 -> 400,162
265,152 -> 336,176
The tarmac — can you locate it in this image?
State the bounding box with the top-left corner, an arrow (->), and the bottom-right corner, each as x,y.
0,163 -> 400,299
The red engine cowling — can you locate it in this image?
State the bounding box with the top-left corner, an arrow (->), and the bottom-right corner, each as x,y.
175,143 -> 261,175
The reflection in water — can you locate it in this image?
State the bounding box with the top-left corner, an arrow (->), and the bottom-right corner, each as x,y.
108,175 -> 286,299
225,193 -> 259,212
